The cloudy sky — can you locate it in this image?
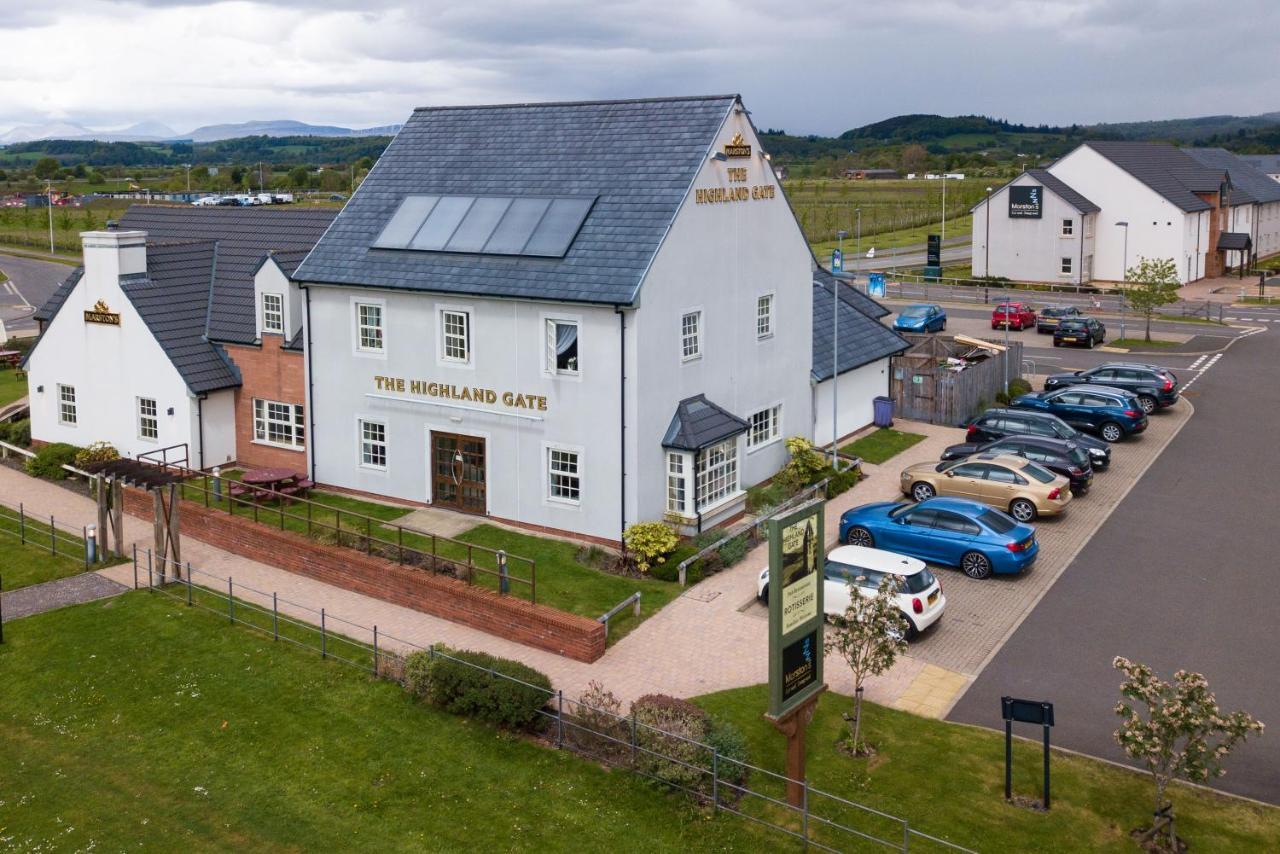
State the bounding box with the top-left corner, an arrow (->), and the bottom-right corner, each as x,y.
4,0 -> 1280,136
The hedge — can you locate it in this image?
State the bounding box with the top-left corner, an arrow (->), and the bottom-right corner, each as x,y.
26,442 -> 80,480
424,647 -> 552,730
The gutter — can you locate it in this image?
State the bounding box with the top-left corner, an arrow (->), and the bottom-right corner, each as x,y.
196,393 -> 207,469
616,305 -> 627,546
304,284 -> 317,482
693,447 -> 703,534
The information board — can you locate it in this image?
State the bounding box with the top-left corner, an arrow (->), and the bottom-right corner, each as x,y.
767,499 -> 825,718
1008,185 -> 1043,219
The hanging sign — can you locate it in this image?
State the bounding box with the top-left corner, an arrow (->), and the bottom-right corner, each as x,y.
831,249 -> 843,273
767,499 -> 825,718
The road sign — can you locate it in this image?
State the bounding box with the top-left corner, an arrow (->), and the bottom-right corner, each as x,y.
831,248 -> 843,273
1002,696 -> 1055,810
868,272 -> 886,298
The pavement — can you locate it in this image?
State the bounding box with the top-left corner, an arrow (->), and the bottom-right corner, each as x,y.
0,572 -> 128,621
0,252 -> 71,338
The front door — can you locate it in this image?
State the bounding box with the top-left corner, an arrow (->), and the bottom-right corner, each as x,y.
431,431 -> 486,514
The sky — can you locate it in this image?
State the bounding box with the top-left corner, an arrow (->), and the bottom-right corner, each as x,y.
4,0 -> 1280,137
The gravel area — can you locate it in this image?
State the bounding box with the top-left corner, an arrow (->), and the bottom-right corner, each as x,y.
1,572 -> 128,622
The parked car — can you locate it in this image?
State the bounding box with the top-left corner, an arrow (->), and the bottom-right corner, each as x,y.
899,453 -> 1071,521
1036,304 -> 1083,333
894,304 -> 947,333
1053,317 -> 1106,348
215,196 -> 241,206
939,436 -> 1094,495
839,497 -> 1038,580
1043,363 -> 1179,414
992,301 -> 1036,330
756,545 -> 945,639
191,195 -> 221,206
964,408 -> 1112,468
1011,385 -> 1147,442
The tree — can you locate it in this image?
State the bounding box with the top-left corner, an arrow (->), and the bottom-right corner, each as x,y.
824,576 -> 907,756
33,157 -> 60,180
1112,657 -> 1263,850
899,143 -> 928,174
287,166 -> 310,188
1124,256 -> 1181,342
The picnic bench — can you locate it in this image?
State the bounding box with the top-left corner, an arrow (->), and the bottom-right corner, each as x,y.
231,469 -> 314,504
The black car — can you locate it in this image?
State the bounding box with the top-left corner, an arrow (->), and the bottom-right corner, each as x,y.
1043,363 -> 1179,414
1036,304 -> 1083,333
1053,317 -> 1106,348
939,436 -> 1094,495
964,408 -> 1112,468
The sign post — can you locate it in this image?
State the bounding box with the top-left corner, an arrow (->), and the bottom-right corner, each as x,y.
1001,696 -> 1054,810
765,499 -> 827,807
923,234 -> 942,281
830,248 -> 843,274
868,272 -> 886,298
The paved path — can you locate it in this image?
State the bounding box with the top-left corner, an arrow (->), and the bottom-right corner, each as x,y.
1,572 -> 128,621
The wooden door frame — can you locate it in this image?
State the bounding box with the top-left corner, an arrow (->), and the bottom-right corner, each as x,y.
426,426 -> 490,515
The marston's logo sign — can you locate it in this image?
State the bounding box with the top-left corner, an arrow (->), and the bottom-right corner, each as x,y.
723,132 -> 751,158
84,299 -> 121,326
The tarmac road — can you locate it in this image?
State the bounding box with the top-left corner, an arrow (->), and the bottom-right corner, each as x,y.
0,253 -> 71,337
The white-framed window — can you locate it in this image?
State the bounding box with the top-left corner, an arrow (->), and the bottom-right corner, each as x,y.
356,302 -> 384,352
547,447 -> 581,504
253,399 -> 305,448
697,438 -> 739,509
138,397 -> 158,440
666,452 -> 688,515
57,384 -> 77,426
359,419 -> 387,469
441,309 -> 471,363
747,405 -> 781,449
1060,257 -> 1073,275
261,292 -> 284,334
681,310 -> 702,361
546,319 -> 579,375
1061,218 -> 1073,237
756,294 -> 774,339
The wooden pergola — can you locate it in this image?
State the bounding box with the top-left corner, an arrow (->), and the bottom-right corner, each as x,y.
83,459 -> 188,583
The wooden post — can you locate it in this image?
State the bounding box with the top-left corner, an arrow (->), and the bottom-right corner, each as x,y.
765,688 -> 825,809
95,475 -> 108,556
111,479 -> 123,557
152,489 -> 166,584
153,483 -> 182,583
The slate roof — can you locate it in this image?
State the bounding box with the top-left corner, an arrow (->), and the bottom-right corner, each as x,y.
812,266 -> 892,320
1217,232 -> 1252,251
811,275 -> 909,382
31,267 -> 82,323
118,206 -> 336,343
254,249 -> 312,278
1079,141 -> 1223,212
1240,154 -> 1280,176
293,95 -> 740,305
662,394 -> 749,451
1182,148 -> 1280,206
1024,169 -> 1100,213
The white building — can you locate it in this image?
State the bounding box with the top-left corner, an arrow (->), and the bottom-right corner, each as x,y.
971,169 -> 1099,285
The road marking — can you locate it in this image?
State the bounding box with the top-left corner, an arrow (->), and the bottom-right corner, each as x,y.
1180,351 -> 1226,392
1188,354 -> 1207,370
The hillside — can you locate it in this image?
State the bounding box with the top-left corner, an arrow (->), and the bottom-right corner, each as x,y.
0,134 -> 393,168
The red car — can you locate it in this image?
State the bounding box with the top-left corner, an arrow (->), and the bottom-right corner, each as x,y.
992,302 -> 1036,330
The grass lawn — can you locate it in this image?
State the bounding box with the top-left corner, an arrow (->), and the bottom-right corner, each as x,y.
1155,313 -> 1224,326
810,214 -> 973,260
841,428 -> 927,465
1109,338 -> 1179,350
0,367 -> 26,406
0,533 -> 88,590
1235,296 -> 1280,305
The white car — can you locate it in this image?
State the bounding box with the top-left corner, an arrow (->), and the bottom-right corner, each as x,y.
756,545 -> 945,638
192,195 -> 221,206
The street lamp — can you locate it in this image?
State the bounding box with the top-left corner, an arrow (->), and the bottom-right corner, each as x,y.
984,186 -> 993,276
45,179 -> 54,254
182,163 -> 191,192
941,174 -> 948,244
855,208 -> 862,287
1115,221 -> 1129,339
832,229 -> 849,466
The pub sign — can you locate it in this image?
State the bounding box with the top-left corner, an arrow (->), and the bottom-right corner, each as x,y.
767,499 -> 825,718
1008,185 -> 1043,219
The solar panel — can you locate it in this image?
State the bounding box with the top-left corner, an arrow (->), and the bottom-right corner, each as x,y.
372,195 -> 439,248
522,197 -> 595,257
370,194 -> 595,258
445,196 -> 513,253
409,196 -> 475,250
482,197 -> 551,255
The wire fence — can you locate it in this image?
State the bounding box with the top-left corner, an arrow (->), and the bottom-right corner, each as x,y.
0,498 -> 93,567
131,547 -> 975,853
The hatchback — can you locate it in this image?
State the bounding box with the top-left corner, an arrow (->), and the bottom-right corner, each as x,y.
839,497 -> 1038,579
939,436 -> 1094,495
1011,384 -> 1147,442
992,302 -> 1036,330
1053,317 -> 1106,348
964,408 -> 1112,468
1043,363 -> 1178,414
1036,304 -> 1083,333
899,453 -> 1072,521
756,545 -> 945,638
894,304 -> 947,333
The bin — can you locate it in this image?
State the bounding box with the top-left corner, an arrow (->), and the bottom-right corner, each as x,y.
873,396 -> 894,428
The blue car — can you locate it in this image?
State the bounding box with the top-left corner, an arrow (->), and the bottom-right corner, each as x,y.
838,497 -> 1037,580
893,303 -> 946,333
1010,384 -> 1148,443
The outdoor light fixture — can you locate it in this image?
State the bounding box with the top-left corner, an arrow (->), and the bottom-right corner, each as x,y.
760,151 -> 771,161
710,152 -> 728,162
36,385 -> 44,393
166,407 -> 175,416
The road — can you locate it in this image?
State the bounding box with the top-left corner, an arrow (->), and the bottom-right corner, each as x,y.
0,253 -> 71,338
847,240 -> 971,272
948,309 -> 1280,804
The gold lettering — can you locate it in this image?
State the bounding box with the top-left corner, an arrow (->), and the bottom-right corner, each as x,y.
536,396 -> 548,412
395,378 -> 405,392
727,167 -> 747,183
502,391 -> 514,406
485,389 -> 497,404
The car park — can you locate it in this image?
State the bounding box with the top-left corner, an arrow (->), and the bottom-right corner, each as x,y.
893,304 -> 947,333
1043,363 -> 1179,414
964,408 -> 1112,468
939,436 -> 1094,495
899,453 -> 1071,521
1053,317 -> 1106,348
1036,304 -> 1083,333
992,301 -> 1036,330
840,497 -> 1038,580
1011,385 -> 1147,442
756,545 -> 945,638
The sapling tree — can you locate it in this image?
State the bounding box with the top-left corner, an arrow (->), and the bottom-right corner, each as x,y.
1112,657 -> 1263,850
1123,257 -> 1181,342
825,576 -> 907,756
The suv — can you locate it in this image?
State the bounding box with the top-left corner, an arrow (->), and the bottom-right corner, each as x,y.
1053,317 -> 1106,348
964,408 -> 1112,468
939,435 -> 1094,495
1011,385 -> 1148,442
992,302 -> 1036,330
1043,363 -> 1179,414
1036,304 -> 1083,333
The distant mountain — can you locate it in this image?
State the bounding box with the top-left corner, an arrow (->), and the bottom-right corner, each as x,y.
107,120 -> 180,140
0,118 -> 403,145
0,121 -> 94,144
183,120 -> 403,142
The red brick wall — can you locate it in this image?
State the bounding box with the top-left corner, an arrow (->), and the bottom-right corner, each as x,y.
121,487 -> 606,662
224,337 -> 308,471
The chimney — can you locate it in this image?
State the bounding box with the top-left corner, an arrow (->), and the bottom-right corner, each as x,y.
81,229 -> 147,280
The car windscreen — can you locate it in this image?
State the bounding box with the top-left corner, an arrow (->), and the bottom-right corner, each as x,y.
901,306 -> 930,317
1043,307 -> 1066,317
1068,447 -> 1090,467
901,567 -> 937,594
1022,461 -> 1056,483
888,503 -> 914,519
978,508 -> 1017,534
1058,319 -> 1087,330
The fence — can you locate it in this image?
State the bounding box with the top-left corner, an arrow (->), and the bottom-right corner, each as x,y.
890,336 -> 1023,427
0,438 -> 97,479
0,499 -> 93,568
131,547 -> 974,853
597,591 -> 641,642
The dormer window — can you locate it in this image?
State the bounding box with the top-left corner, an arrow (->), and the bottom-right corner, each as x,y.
262,293 -> 284,334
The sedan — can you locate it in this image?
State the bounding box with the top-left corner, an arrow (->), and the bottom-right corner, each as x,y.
894,304 -> 947,333
1043,363 -> 1179,414
900,453 -> 1071,522
964,408 -> 1112,467
840,497 -> 1038,580
939,436 -> 1094,496
1036,304 -> 1083,333
756,545 -> 945,638
1053,317 -> 1106,348
992,302 -> 1036,330
1011,384 -> 1148,442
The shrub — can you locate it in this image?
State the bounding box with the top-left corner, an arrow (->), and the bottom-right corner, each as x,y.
632,694 -> 711,789
425,647 -> 552,730
704,717 -> 751,788
402,650 -> 433,698
782,436 -> 827,487
1007,377 -> 1032,398
74,440 -> 120,469
571,680 -> 627,757
824,466 -> 860,499
623,521 -> 678,574
26,442 -> 80,480
746,480 -> 789,514
719,534 -> 748,568
0,418 -> 30,447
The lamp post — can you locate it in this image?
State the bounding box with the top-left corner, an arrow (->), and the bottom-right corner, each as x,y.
1115,221 -> 1129,339
941,174 -> 948,244
45,180 -> 54,254
832,229 -> 848,466
984,186 -> 993,276
183,163 -> 191,192
855,208 -> 862,288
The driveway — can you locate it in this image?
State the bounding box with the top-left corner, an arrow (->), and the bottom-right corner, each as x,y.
0,253 -> 72,337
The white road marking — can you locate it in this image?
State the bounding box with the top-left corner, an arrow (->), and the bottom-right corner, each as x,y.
1188,355 -> 1208,370
1180,351 -> 1227,392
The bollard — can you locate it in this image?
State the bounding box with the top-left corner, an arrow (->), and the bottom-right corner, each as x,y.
86,524 -> 97,565
212,467 -> 222,503
498,550 -> 509,594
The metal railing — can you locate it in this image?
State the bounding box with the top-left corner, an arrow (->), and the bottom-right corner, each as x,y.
0,438 -> 96,479
0,499 -> 94,568
137,442 -> 189,471
597,591 -> 641,641
132,547 -> 975,853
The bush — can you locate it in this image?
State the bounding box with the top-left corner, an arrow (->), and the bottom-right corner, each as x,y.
425,647 -> 552,730
570,680 -> 627,757
780,436 -> 827,491
623,521 -> 678,574
74,440 -> 119,469
0,418 -> 30,447
746,480 -> 788,515
824,466 -> 860,499
632,694 -> 711,789
26,442 -> 80,480
719,534 -> 748,568
402,650 -> 433,698
704,717 -> 751,787
1007,377 -> 1032,398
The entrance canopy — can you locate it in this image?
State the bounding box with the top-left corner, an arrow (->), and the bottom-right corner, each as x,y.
1218,232 -> 1252,252
662,394 -> 748,451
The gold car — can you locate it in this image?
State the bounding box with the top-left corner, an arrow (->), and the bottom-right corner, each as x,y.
899,453 -> 1072,522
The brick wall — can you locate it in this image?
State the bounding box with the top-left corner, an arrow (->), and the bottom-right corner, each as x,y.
121,487 -> 606,662
224,337 -> 308,471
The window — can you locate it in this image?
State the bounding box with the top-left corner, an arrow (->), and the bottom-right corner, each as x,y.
547,448 -> 581,503
546,319 -> 579,374
138,397 -> 158,440
696,438 -> 739,508
253,399 -> 305,448
902,509 -> 938,528
442,309 -> 470,362
360,419 -> 387,468
933,512 -> 980,536
978,509 -> 1017,534
949,463 -> 987,479
681,310 -> 702,361
57,384 -> 76,425
747,405 -> 781,449
986,466 -> 1020,485
1061,218 -> 1073,236
756,294 -> 774,338
1060,257 -> 1073,274
666,452 -> 687,514
356,302 -> 383,352
261,293 -> 284,334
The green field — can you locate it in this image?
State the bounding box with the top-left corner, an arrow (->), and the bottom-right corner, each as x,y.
0,527 -> 89,590
1109,338 -> 1179,349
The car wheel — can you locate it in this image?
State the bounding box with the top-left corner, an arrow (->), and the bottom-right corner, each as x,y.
961,551 -> 993,580
898,614 -> 919,641
1100,422 -> 1124,443
1052,340 -> 1060,348
1138,395 -> 1157,415
1009,498 -> 1037,522
911,482 -> 936,502
846,526 -> 875,548
1086,336 -> 1094,349
760,587 -> 769,605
